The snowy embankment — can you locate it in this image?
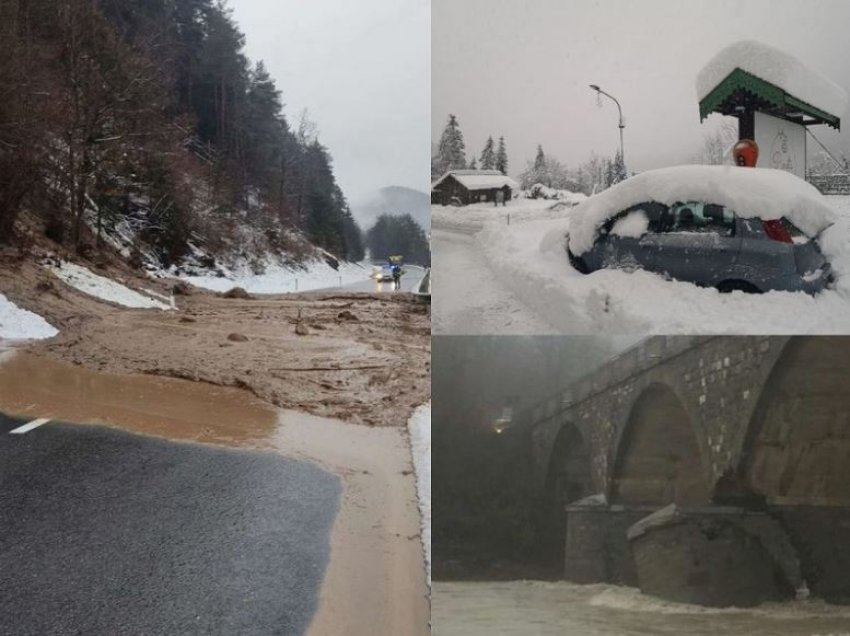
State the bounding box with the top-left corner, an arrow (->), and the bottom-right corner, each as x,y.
177,259 -> 370,295
408,402 -> 431,587
0,293 -> 58,341
47,262 -> 173,310
439,195 -> 850,334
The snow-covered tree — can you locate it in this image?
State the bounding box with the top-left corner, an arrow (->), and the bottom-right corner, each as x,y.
435,114 -> 467,176
468,157 -> 478,170
575,153 -> 611,195
693,119 -> 738,165
519,145 -> 576,190
479,136 -> 496,170
534,145 -> 545,171
610,151 -> 627,185
496,136 -> 508,175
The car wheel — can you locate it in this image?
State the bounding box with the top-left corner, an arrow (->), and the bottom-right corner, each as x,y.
716,280 -> 761,294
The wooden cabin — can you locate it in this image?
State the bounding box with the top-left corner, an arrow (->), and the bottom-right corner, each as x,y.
431,170 -> 518,206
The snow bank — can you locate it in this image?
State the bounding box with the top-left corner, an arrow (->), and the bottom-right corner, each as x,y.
408,402 -> 431,587
464,195 -> 850,334
178,259 -> 369,295
567,165 -> 836,255
527,184 -> 588,204
0,293 -> 58,341
696,40 -> 848,117
432,198 -> 566,235
47,262 -> 172,310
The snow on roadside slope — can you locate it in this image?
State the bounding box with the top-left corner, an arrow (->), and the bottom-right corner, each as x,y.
177,259 -> 370,294
47,262 -> 172,310
408,402 -> 431,587
465,195 -> 850,334
0,293 -> 58,340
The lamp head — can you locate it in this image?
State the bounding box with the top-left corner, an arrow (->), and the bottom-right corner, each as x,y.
589,84 -> 600,92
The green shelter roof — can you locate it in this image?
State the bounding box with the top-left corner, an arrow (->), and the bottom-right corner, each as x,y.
699,67 -> 840,130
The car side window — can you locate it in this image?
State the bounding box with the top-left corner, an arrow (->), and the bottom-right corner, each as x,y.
666,202 -> 735,236
601,202 -> 667,238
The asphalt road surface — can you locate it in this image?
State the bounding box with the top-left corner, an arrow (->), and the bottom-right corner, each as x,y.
319,270 -> 423,293
0,413 -> 341,636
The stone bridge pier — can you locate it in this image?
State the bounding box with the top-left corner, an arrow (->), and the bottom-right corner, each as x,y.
524,336 -> 850,607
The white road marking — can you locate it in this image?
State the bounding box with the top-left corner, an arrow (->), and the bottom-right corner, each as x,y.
10,418 -> 50,434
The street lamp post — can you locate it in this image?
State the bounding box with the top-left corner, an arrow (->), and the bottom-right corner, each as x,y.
590,84 -> 625,171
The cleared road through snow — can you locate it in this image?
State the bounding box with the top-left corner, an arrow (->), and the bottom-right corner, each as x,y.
432,227 -> 554,334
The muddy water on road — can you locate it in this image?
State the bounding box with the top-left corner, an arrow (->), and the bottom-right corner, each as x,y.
0,350 -> 429,636
0,350 -> 277,446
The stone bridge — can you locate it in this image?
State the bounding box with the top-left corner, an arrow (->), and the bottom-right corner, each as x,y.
520,336 -> 850,607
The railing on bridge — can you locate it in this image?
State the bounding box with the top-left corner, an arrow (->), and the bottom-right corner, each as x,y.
808,173 -> 850,196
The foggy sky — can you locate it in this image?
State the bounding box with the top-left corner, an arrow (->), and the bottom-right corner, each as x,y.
230,0 -> 430,204
432,0 -> 850,177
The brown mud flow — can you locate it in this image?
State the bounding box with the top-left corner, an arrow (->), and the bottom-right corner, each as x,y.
0,350 -> 278,446
0,351 -> 429,635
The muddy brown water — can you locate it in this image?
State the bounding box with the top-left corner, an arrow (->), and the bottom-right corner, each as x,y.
0,349 -> 278,446
0,350 -> 429,636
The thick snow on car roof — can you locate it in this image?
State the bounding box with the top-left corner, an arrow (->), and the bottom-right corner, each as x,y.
696,40 -> 848,118
567,165 -> 837,255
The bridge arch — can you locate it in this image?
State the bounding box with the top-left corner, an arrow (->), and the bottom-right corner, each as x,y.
741,337 -> 850,506
609,382 -> 712,506
539,421 -> 593,567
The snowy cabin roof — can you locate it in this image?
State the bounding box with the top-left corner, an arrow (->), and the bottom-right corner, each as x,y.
697,40 -> 847,129
432,170 -> 519,192
567,165 -> 836,256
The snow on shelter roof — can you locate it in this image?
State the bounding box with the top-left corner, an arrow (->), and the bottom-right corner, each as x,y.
432,170 -> 519,192
696,40 -> 848,121
567,165 -> 837,256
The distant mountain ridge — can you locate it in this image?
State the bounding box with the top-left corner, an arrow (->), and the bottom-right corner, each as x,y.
352,186 -> 430,232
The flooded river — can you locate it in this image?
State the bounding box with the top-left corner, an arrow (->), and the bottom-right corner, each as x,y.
433,581 -> 850,636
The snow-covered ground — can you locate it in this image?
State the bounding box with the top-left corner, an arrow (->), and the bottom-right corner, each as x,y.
433,195 -> 850,334
0,293 -> 58,341
432,228 -> 555,333
176,258 -> 371,295
408,402 -> 431,587
47,262 -> 173,310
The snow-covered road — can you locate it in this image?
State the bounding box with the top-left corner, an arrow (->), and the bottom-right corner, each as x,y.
433,195 -> 850,335
432,227 -> 554,334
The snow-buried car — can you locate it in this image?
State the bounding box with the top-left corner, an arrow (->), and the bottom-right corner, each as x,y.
566,165 -> 836,294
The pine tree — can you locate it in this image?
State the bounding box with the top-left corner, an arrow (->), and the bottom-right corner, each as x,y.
468,157 -> 478,170
479,136 -> 496,170
611,150 -> 627,185
436,114 -> 467,175
496,137 -> 508,175
534,145 -> 546,171
366,214 -> 430,266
